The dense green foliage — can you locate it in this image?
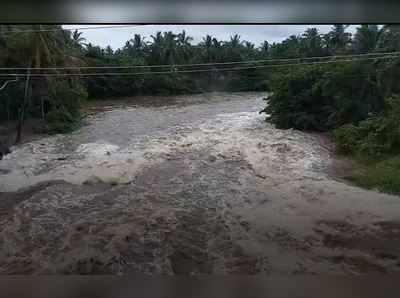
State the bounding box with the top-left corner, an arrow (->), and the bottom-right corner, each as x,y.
262,25 -> 400,132
333,95 -> 400,156
262,25 -> 400,138
260,25 -> 400,195
82,32 -> 271,97
0,25 -> 87,141
45,80 -> 87,133
262,61 -> 387,131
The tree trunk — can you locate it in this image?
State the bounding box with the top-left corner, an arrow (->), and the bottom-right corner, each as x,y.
6,97 -> 10,121
31,76 -> 48,119
15,71 -> 31,144
41,97 -> 45,119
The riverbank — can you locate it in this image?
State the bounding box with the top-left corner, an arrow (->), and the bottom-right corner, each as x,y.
0,119 -> 49,159
340,154 -> 400,196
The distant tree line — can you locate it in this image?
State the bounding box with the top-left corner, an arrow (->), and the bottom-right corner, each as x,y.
0,24 -> 399,140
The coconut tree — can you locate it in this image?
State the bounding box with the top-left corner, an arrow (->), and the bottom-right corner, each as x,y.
163,31 -> 179,64
224,34 -> 243,61
211,37 -> 223,61
71,30 -> 86,49
177,30 -> 192,46
352,25 -> 382,54
133,34 -> 146,49
124,34 -> 146,58
177,30 -> 193,61
148,32 -> 164,65
105,45 -> 113,57
1,25 -> 60,142
200,35 -> 213,62
27,25 -> 63,119
376,25 -> 400,52
260,41 -> 269,57
3,25 -> 81,142
301,27 -> 326,57
324,25 -> 352,55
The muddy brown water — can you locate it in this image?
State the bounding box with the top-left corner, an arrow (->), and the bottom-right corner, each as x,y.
0,92 -> 399,274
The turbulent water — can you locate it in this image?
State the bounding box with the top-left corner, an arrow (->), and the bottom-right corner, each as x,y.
0,92 -> 399,274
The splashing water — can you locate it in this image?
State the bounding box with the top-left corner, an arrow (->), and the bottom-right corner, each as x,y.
1,92 -> 400,275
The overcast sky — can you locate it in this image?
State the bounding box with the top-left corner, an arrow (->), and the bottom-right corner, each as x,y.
63,25 -> 357,50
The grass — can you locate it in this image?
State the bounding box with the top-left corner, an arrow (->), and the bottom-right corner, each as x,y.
346,154 -> 400,196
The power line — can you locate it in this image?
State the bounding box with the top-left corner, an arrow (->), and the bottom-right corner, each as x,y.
0,25 -> 145,35
2,55 -> 398,77
0,51 -> 399,71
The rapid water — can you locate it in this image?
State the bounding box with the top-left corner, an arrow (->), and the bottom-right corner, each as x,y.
0,92 -> 399,274
0,92 -> 328,191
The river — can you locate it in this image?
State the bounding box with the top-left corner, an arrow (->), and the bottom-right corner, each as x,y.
0,92 -> 399,274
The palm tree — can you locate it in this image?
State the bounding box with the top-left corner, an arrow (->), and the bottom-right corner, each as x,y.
85,43 -> 104,59
245,41 -> 254,50
132,34 -> 146,50
124,34 -> 146,58
260,41 -> 269,56
149,31 -> 180,65
18,25 -> 63,120
163,31 -> 179,64
3,25 -> 81,142
325,25 -> 352,55
149,32 -> 164,65
177,30 -> 192,46
224,35 -> 243,61
105,45 -> 113,56
301,28 -> 325,57
211,38 -> 223,61
352,25 -> 381,54
376,25 -> 400,52
272,35 -> 301,58
200,35 -> 213,62
177,30 -> 193,61
71,30 -> 86,49
229,34 -> 242,48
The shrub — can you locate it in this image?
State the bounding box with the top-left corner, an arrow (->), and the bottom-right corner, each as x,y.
262,67 -> 335,131
262,63 -> 385,131
334,95 -> 400,156
45,80 -> 87,133
332,123 -> 361,153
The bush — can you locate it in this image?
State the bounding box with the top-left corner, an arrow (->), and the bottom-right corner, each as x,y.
46,109 -> 81,133
261,67 -> 333,131
332,123 -> 361,153
0,80 -> 29,123
45,80 -> 87,133
334,95 -> 400,156
262,63 -> 385,131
